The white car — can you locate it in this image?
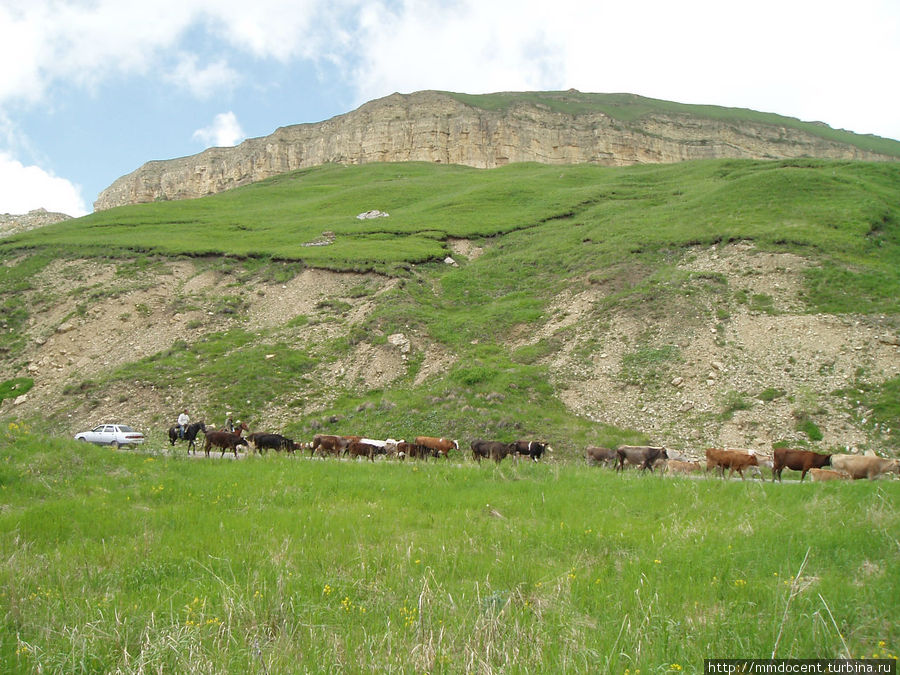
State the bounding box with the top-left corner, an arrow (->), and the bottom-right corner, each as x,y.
74,424 -> 145,448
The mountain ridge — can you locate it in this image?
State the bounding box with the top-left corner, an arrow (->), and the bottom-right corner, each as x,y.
94,90 -> 900,211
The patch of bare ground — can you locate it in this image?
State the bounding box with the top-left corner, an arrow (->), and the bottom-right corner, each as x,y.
3,260 -> 403,433
525,242 -> 900,456
447,237 -> 484,261
4,242 -> 898,456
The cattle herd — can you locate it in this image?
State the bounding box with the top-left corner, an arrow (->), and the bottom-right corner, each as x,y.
587,445 -> 900,481
168,423 -> 899,481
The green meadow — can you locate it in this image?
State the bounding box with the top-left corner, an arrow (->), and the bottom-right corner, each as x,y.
1,427 -> 897,673
2,156 -> 900,672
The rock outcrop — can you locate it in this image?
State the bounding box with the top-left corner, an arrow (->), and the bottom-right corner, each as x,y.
95,90 -> 898,210
0,208 -> 72,238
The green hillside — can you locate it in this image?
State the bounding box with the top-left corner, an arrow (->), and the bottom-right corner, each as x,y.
2,158 -> 900,452
6,159 -> 899,287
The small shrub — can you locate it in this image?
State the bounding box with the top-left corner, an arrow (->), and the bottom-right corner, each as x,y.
620,345 -> 681,386
720,390 -> 752,421
452,365 -> 497,386
797,418 -> 824,441
315,299 -> 352,315
0,377 -> 33,403
214,295 -> 247,316
749,293 -> 775,313
63,380 -> 97,396
757,387 -> 786,402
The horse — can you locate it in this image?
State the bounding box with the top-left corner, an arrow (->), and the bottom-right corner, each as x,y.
168,421 -> 207,454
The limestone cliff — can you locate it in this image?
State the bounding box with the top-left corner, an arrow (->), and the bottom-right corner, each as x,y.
95,90 -> 898,210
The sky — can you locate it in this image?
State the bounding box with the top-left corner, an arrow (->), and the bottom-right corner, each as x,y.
1,0 -> 898,217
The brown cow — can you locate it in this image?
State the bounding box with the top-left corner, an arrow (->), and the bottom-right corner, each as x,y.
310,434 -> 357,458
809,468 -> 851,482
345,440 -> 378,462
772,448 -> 831,482
471,440 -> 516,464
616,446 -> 668,472
705,448 -> 760,480
586,446 -> 618,466
202,422 -> 249,458
415,436 -> 458,459
396,441 -> 430,461
830,454 -> 900,480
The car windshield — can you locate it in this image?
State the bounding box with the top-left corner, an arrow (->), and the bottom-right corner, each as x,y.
118,425 -> 135,432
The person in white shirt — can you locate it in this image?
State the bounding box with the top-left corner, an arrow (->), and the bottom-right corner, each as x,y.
177,409 -> 190,439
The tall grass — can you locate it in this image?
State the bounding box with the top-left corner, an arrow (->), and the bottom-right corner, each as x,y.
1,428 -> 897,673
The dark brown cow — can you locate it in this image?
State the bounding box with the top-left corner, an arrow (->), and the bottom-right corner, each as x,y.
585,446 -> 618,466
706,448 -> 760,480
250,433 -> 300,455
471,440 -> 516,464
615,445 -> 668,472
415,436 -> 458,459
772,448 -> 831,482
396,441 -> 430,461
513,440 -> 551,462
202,422 -> 249,458
345,440 -> 378,462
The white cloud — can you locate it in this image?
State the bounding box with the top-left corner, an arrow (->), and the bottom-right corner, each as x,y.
0,1 -> 358,107
168,54 -> 240,99
0,153 -> 88,217
346,0 -> 900,141
192,112 -> 246,148
3,0 -> 897,139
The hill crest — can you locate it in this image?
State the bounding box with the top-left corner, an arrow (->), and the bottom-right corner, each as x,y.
94,90 -> 900,210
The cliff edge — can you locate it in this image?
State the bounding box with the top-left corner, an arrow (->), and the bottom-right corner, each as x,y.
95,90 -> 898,210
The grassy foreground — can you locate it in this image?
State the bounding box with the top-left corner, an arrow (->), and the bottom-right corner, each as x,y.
1,428 -> 897,673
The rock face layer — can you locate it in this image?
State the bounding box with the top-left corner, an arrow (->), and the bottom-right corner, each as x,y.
95,90 -> 897,210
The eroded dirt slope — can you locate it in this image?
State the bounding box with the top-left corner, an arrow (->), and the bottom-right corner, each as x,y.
3,242 -> 898,455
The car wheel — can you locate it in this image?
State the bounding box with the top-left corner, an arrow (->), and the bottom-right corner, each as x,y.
110,441 -> 119,450
77,437 -> 87,442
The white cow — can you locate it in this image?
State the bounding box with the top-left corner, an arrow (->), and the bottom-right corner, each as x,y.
830,454 -> 899,480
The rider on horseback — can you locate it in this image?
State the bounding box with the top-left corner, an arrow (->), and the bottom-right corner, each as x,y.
177,409 -> 190,439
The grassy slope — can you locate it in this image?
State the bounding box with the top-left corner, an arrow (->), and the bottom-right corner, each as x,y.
1,429 -> 897,673
4,159 -> 899,299
2,159 -> 900,450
